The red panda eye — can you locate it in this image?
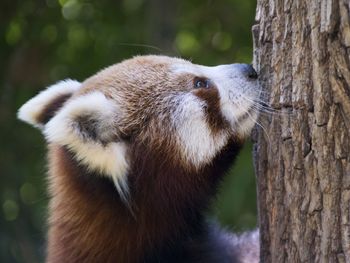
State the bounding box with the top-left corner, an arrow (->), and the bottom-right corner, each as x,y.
194,78 -> 210,89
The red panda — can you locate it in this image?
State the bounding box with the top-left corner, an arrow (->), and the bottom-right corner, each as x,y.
18,55 -> 260,263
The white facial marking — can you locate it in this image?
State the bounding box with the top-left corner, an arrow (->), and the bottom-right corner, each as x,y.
172,62 -> 260,135
172,93 -> 230,169
17,79 -> 81,129
44,92 -> 129,198
170,62 -> 260,167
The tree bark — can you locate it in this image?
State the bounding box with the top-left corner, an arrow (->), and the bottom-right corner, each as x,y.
253,0 -> 350,262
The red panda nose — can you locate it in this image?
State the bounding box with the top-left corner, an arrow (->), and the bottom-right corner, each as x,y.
234,64 -> 258,80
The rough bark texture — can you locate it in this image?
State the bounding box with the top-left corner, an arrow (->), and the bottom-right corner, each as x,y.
253,0 -> 350,262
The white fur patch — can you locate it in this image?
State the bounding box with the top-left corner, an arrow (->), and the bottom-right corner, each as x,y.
224,229 -> 260,263
172,63 -> 260,136
17,79 -> 81,129
44,92 -> 129,199
172,94 -> 229,168
236,110 -> 260,136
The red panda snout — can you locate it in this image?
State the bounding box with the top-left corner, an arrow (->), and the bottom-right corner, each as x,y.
170,61 -> 260,168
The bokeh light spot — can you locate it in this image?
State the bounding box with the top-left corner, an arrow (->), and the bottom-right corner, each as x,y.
58,0 -> 69,7
6,21 -> 22,45
212,32 -> 232,51
62,0 -> 81,20
20,183 -> 38,204
175,31 -> 199,55
3,199 -> 19,221
68,24 -> 88,47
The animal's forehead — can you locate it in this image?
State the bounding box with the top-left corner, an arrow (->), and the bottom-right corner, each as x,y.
122,55 -> 218,80
79,55 -> 239,99
171,63 -> 208,76
170,61 -> 231,81
108,55 -> 196,82
123,55 -> 192,69
78,56 -> 194,97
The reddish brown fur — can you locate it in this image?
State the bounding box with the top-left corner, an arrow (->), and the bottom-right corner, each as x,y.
47,135 -> 243,263
194,87 -> 229,134
75,57 -> 196,138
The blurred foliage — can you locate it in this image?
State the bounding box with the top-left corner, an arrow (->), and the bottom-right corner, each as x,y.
1,0 -> 256,262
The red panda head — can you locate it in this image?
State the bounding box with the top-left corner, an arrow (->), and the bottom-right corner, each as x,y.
18,55 -> 260,202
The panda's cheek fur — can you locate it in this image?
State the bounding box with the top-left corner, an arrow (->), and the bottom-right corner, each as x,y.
192,87 -> 229,134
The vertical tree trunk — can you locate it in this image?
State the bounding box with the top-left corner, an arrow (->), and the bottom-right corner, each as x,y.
253,0 -> 350,262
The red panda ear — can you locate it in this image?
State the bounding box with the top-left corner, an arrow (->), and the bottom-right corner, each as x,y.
18,79 -> 81,129
43,91 -> 129,200
19,81 -> 129,200
44,91 -> 120,145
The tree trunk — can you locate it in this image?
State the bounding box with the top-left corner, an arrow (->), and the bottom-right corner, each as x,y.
252,0 -> 350,262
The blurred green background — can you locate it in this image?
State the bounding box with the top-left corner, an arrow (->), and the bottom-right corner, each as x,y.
1,0 -> 257,262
